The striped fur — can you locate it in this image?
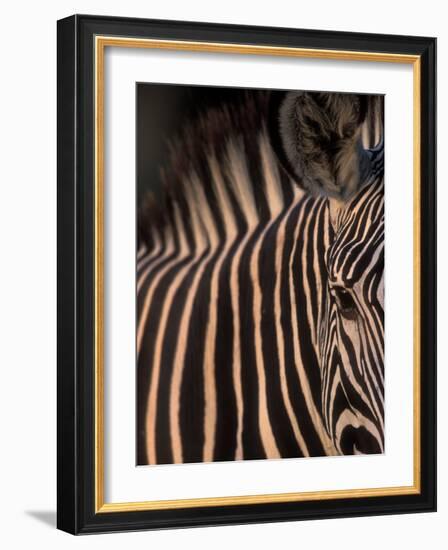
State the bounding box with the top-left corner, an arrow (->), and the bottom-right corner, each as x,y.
137,90 -> 384,464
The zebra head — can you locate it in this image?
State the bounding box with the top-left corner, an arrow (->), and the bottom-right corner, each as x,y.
273,91 -> 384,455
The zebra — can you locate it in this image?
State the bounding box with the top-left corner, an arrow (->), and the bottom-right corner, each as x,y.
136,89 -> 384,465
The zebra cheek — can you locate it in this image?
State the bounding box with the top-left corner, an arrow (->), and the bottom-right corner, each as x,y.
339,314 -> 362,367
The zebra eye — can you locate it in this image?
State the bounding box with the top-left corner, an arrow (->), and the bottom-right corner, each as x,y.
330,286 -> 357,318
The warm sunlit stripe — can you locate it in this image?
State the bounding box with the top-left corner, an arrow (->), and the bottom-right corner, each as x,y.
170,174 -> 217,463
320,308 -> 337,416
251,234 -> 281,458
229,247 -> 248,461
248,137 -> 285,459
202,157 -> 238,462
335,314 -> 382,428
145,203 -> 196,464
137,230 -> 161,273
136,229 -> 170,295
356,250 -> 386,374
226,140 -> 258,460
274,198 -> 310,456
137,244 -> 147,260
136,229 -> 176,354
301,200 -> 323,354
289,199 -> 337,454
353,311 -> 385,428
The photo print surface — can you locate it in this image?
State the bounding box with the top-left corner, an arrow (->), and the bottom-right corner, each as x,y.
136,84 -> 384,466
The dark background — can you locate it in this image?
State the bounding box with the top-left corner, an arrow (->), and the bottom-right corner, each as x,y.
136,83 -> 266,204
136,84 -> 383,206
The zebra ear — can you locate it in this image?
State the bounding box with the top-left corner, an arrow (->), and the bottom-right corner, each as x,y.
268,91 -> 371,201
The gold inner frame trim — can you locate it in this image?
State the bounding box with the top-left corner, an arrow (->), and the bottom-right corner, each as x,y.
94,35 -> 421,513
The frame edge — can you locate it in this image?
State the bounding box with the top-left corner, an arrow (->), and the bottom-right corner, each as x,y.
57,14 -> 80,535
56,14 -> 437,534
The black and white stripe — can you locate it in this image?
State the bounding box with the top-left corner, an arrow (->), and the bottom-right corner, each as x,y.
137,90 -> 384,464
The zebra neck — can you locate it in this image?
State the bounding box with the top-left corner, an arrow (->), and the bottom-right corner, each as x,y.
327,142 -> 383,231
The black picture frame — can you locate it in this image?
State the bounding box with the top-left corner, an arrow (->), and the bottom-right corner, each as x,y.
57,14 -> 436,534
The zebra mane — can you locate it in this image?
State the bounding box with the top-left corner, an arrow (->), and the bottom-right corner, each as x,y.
138,90 -> 383,250
138,91 -> 272,248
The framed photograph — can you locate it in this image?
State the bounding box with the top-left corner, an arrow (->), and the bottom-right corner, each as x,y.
57,14 -> 436,534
